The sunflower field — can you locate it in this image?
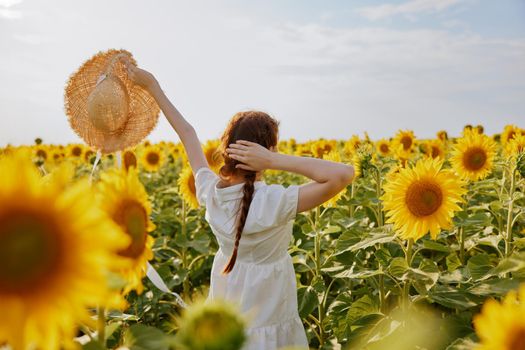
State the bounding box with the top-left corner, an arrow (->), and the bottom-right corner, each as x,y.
1,124 -> 525,350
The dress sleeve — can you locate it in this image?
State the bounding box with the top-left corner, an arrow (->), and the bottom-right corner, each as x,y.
256,184 -> 300,225
194,167 -> 219,206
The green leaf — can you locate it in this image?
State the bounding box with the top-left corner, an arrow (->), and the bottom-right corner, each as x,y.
297,286 -> 319,318
388,257 -> 408,279
122,324 -> 170,350
82,341 -> 105,350
428,286 -> 482,310
348,232 -> 396,252
346,295 -> 378,326
421,240 -> 451,253
467,254 -> 494,280
468,278 -> 525,297
334,268 -> 383,279
446,253 -> 462,273
482,254 -> 525,280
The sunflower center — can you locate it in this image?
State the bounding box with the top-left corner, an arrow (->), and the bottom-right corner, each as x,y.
405,180 -> 443,217
188,173 -> 196,195
400,136 -> 412,150
431,146 -> 441,158
380,144 -> 389,153
124,151 -> 137,170
508,326 -> 525,350
36,149 -> 47,159
115,200 -> 148,259
0,209 -> 63,295
462,147 -> 487,171
146,151 -> 160,166
72,146 -> 82,157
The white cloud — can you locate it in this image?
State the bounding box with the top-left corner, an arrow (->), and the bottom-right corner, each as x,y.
357,0 -> 463,20
0,0 -> 22,7
0,8 -> 21,18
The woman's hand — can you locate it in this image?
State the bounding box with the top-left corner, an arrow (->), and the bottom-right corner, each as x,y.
119,57 -> 158,91
226,140 -> 276,172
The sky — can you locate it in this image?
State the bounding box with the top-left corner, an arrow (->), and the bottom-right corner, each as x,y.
0,0 -> 524,146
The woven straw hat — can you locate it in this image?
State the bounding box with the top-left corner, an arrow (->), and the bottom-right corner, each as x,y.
65,49 -> 160,154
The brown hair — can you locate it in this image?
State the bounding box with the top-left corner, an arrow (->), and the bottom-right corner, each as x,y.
219,111 -> 279,274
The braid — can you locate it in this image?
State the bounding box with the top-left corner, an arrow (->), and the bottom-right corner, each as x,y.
222,171 -> 256,274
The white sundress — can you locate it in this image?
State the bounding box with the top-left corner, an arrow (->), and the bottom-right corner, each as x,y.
194,167 -> 309,350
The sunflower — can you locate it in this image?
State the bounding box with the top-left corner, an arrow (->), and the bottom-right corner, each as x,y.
376,139 -> 391,157
141,145 -> 166,173
501,125 -> 522,146
423,140 -> 446,160
474,284 -> 525,350
322,151 -> 347,207
97,168 -> 155,295
381,158 -> 465,241
437,130 -> 448,142
450,131 -> 497,181
343,135 -> 362,158
311,139 -> 336,158
505,133 -> 525,156
0,152 -> 129,350
178,166 -> 199,210
68,144 -> 84,159
393,130 -> 416,154
123,150 -> 138,171
203,140 -> 223,173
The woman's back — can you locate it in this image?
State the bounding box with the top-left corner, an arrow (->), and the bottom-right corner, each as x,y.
195,167 -> 309,349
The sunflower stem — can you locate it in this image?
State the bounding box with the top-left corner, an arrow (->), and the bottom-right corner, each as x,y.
459,226 -> 466,265
348,182 -> 355,218
403,239 -> 414,311
375,166 -> 384,227
313,206 -> 326,347
181,200 -> 191,301
97,306 -> 106,346
504,165 -> 516,259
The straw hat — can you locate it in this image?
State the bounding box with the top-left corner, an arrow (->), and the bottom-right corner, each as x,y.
65,49 -> 160,154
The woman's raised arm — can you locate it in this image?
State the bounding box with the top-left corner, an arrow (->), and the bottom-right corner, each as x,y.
122,59 -> 208,174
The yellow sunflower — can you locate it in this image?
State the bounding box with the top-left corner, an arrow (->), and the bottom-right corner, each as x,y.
381,158 -> 465,241
505,133 -> 525,156
203,140 -> 223,173
451,131 -> 497,181
0,152 -> 129,350
311,139 -> 336,158
123,150 -> 138,171
392,130 -> 416,154
343,135 -> 362,158
376,139 -> 391,157
97,168 -> 155,295
141,145 -> 166,172
474,284 -> 525,350
423,140 -> 446,160
501,125 -> 522,146
322,151 -> 347,207
68,144 -> 84,159
178,166 -> 199,210
437,130 -> 448,142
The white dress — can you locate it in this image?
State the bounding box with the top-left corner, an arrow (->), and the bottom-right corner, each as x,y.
195,167 -> 309,350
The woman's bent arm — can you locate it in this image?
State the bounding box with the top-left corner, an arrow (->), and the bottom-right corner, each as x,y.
226,140 -> 354,213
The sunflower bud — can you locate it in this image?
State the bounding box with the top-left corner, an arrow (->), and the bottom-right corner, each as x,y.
176,300 -> 247,350
352,144 -> 373,178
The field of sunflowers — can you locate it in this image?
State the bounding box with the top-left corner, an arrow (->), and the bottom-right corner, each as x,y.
1,124 -> 525,350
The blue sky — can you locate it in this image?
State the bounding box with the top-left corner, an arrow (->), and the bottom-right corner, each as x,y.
0,0 -> 524,146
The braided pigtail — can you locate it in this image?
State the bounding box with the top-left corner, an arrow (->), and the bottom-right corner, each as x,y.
222,171 -> 256,274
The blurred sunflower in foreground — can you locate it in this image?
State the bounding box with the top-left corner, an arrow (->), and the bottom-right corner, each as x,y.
451,130 -> 497,181
97,168 -> 155,296
0,151 -> 129,350
474,284 -> 525,350
382,158 -> 465,241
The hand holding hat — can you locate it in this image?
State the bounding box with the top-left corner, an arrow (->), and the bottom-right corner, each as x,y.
64,49 -> 160,154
